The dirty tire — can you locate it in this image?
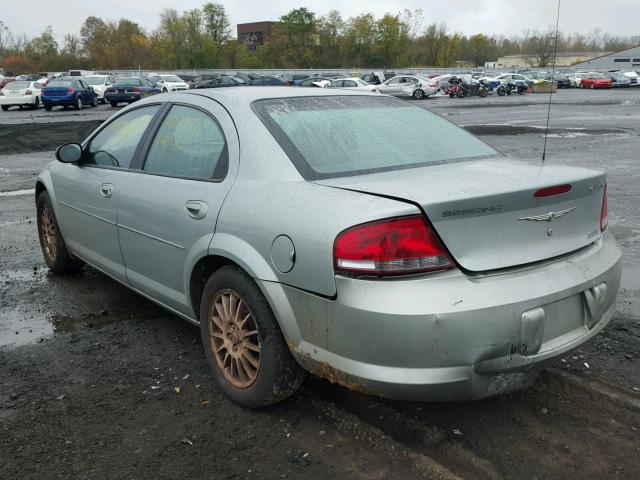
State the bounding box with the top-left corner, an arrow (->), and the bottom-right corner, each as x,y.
200,265 -> 305,408
36,191 -> 83,273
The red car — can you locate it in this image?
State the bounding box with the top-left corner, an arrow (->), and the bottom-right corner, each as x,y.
0,77 -> 16,89
581,73 -> 612,89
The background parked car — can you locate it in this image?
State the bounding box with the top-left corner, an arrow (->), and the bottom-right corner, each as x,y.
105,77 -> 160,107
327,78 -> 378,92
85,75 -> 116,103
41,77 -> 97,111
581,73 -> 612,89
569,72 -> 588,87
150,74 -> 189,92
378,75 -> 438,99
361,71 -> 394,85
250,76 -> 287,86
539,72 -> 571,88
279,74 -> 310,86
193,76 -> 245,89
0,77 -> 16,89
297,76 -> 334,87
494,73 -> 534,88
608,72 -> 632,87
187,74 -> 218,89
0,80 -> 43,111
622,71 -> 638,86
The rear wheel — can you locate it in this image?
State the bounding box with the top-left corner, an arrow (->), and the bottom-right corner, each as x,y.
412,89 -> 425,100
590,84 -> 594,89
37,191 -> 83,273
75,96 -> 82,110
31,97 -> 40,109
200,265 -> 305,408
44,104 -> 52,111
91,96 -> 98,107
1,105 -> 9,111
110,101 -> 118,107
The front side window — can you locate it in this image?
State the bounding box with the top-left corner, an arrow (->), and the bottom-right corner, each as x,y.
143,105 -> 227,179
254,96 -> 497,180
86,105 -> 160,168
343,80 -> 357,87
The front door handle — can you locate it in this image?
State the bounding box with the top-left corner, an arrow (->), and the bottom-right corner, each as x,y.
185,200 -> 208,220
100,183 -> 113,198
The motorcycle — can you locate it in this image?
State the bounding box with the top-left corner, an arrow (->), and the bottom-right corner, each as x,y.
446,77 -> 468,98
505,80 -> 528,95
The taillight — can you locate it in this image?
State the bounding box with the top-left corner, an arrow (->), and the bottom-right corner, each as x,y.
334,215 -> 454,276
67,88 -> 74,93
534,184 -> 572,197
600,184 -> 608,232
131,87 -> 141,93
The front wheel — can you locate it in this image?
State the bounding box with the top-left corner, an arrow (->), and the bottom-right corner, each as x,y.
200,265 -> 305,408
590,84 -> 594,89
37,192 -> 83,273
1,105 -> 9,111
412,89 -> 425,100
91,96 -> 98,107
75,96 -> 82,110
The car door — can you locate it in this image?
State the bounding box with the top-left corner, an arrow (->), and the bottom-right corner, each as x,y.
115,96 -> 239,318
51,104 -> 162,281
380,77 -> 403,94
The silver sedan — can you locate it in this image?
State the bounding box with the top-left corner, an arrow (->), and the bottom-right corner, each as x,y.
35,88 -> 621,407
378,75 -> 439,99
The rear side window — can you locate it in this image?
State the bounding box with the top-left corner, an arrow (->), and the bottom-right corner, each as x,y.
143,105 -> 227,180
86,105 -> 160,168
254,96 -> 497,180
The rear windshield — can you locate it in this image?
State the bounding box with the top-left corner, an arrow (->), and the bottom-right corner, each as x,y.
114,79 -> 143,86
4,81 -> 30,89
253,96 -> 497,179
47,80 -> 73,87
161,75 -> 182,82
85,77 -> 106,85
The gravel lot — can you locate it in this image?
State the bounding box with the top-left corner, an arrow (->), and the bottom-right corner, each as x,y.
1,89 -> 639,479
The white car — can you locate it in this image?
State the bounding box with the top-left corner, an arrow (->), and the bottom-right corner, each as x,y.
85,75 -> 116,103
569,72 -> 589,88
327,77 -> 378,92
0,80 -> 43,111
378,75 -> 438,99
622,71 -> 639,86
152,74 -> 190,92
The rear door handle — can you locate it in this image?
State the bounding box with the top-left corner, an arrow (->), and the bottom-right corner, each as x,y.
100,183 -> 113,198
185,200 -> 208,220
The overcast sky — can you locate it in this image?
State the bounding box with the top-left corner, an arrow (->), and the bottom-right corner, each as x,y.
2,0 -> 637,40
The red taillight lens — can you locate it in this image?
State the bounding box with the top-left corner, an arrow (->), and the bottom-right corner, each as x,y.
600,184 -> 608,232
334,215 -> 454,276
67,88 -> 74,93
534,184 -> 572,197
131,87 -> 141,93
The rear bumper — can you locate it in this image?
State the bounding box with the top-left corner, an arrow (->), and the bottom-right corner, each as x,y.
105,93 -> 141,103
263,230 -> 622,400
43,94 -> 75,105
1,95 -> 38,106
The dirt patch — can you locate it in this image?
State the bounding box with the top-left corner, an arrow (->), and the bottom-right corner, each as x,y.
0,120 -> 103,155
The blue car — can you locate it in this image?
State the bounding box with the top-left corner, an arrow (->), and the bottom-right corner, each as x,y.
104,77 -> 161,107
42,77 -> 97,111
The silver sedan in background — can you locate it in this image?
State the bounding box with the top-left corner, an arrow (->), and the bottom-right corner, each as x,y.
35,88 -> 621,407
378,75 -> 439,99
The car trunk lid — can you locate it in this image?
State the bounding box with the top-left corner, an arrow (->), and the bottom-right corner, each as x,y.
2,82 -> 31,97
314,159 -> 606,272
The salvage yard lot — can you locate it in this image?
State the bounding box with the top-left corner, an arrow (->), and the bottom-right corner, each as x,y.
1,89 -> 639,479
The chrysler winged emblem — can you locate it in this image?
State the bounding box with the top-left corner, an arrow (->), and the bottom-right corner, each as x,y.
518,207 -> 576,222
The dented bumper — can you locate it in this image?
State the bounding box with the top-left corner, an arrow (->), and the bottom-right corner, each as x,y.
261,230 -> 621,401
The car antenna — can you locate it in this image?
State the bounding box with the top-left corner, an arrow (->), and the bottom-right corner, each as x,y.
541,0 -> 562,164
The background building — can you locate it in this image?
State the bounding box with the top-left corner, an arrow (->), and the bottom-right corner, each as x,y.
572,46 -> 640,70
237,22 -> 276,51
495,52 -> 606,69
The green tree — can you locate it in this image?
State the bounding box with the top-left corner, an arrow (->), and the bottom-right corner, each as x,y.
202,2 -> 230,43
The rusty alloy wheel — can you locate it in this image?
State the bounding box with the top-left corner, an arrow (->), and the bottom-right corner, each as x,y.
208,289 -> 261,389
40,202 -> 58,261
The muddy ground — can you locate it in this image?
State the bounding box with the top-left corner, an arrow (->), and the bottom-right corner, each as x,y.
1,89 -> 639,479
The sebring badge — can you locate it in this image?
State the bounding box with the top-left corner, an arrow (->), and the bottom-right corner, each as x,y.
517,207 -> 576,222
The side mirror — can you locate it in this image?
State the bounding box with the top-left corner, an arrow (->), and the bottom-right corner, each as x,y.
56,143 -> 82,163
